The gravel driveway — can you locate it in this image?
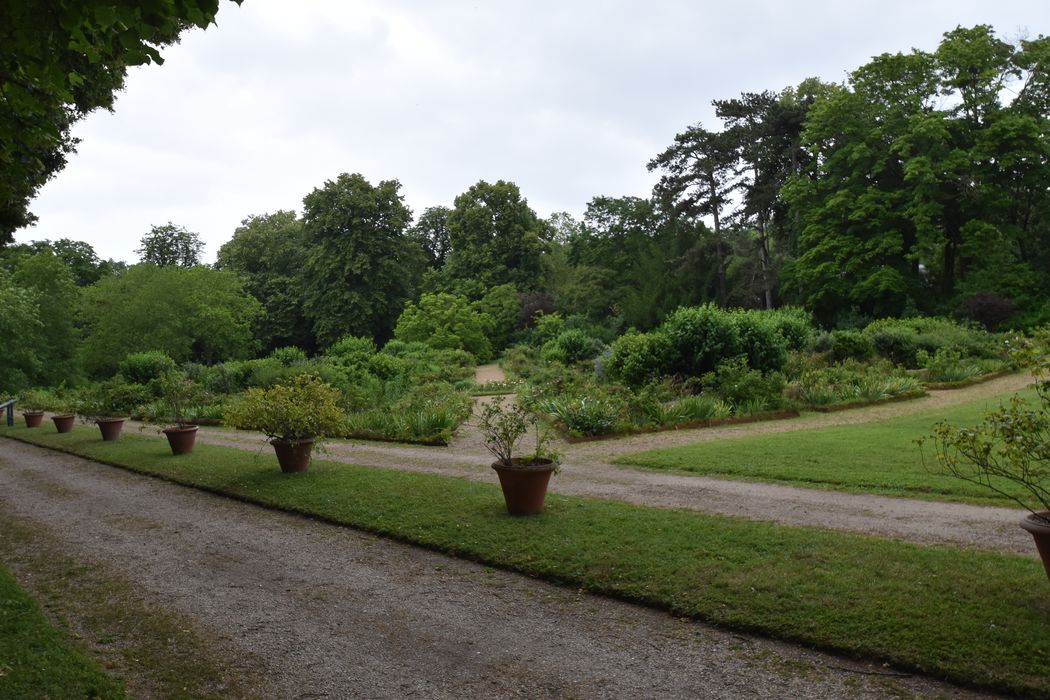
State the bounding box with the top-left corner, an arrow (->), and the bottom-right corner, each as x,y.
0,440 -> 1003,699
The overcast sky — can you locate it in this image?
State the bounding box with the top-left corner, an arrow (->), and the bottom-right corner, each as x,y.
15,0 -> 1047,264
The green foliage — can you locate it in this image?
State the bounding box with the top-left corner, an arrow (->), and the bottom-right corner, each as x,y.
604,329 -> 672,388
224,375 -> 345,442
75,378 -> 152,420
536,393 -> 625,437
477,395 -> 534,464
300,173 -> 420,345
136,223 -> 204,267
701,357 -> 786,411
269,346 -> 308,366
474,283 -> 520,352
78,265 -> 262,376
732,310 -> 789,372
393,293 -> 494,361
786,359 -> 923,407
540,329 -> 604,365
827,330 -> 875,363
662,304 -> 742,376
13,251 -> 80,384
117,351 -> 177,385
0,271 -> 42,390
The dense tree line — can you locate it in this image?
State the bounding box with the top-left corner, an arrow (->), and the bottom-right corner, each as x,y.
2,25 -> 1047,391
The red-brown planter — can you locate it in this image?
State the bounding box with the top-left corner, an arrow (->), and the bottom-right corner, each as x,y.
96,418 -> 126,441
271,438 -> 315,473
1020,512 -> 1050,586
163,425 -> 199,455
491,458 -> 557,516
23,411 -> 44,428
52,415 -> 75,433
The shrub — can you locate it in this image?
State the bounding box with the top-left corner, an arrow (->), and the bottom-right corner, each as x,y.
529,312 -> 566,346
828,330 -> 875,362
270,346 -> 308,366
869,328 -> 920,367
733,312 -> 789,372
224,375 -> 345,442
963,293 -> 1014,331
661,304 -> 741,377
540,329 -> 604,365
701,357 -> 785,411
118,351 -> 177,385
605,330 -> 672,388
394,293 -> 494,361
765,307 -> 815,351
918,348 -> 983,383
325,335 -> 377,367
538,394 -> 624,436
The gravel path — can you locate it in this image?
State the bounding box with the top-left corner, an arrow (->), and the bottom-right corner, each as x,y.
0,441 -> 1004,699
192,372 -> 1037,556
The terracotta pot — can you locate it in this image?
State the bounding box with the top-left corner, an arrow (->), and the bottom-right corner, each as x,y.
491,458 -> 557,516
52,415 -> 75,433
271,438 -> 315,473
23,412 -> 44,428
96,417 -> 126,441
163,425 -> 199,455
1020,512 -> 1050,585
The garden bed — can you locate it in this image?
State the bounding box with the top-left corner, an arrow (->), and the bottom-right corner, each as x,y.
564,409 -> 801,443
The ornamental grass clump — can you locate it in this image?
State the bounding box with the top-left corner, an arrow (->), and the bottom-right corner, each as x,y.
224,375 -> 345,445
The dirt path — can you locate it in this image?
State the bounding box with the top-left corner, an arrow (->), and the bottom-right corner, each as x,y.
192,372 -> 1037,556
474,362 -> 507,385
0,441 -> 1003,699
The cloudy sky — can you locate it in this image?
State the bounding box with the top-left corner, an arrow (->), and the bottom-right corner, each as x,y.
15,0 -> 1047,264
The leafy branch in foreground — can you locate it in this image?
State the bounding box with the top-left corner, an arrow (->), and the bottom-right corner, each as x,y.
926,329 -> 1050,520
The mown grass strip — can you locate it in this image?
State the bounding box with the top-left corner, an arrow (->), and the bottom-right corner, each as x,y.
4,425 -> 1049,697
0,561 -> 126,699
617,388 -> 1039,506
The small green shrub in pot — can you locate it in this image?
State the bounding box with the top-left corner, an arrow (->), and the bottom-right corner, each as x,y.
478,395 -> 559,516
224,375 -> 346,472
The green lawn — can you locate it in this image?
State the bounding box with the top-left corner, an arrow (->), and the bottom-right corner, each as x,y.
3,425 -> 1050,696
0,562 -> 125,699
616,388 -> 1039,505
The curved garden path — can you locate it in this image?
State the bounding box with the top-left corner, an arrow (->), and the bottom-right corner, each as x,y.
0,441 -> 1005,699
191,371 -> 1038,557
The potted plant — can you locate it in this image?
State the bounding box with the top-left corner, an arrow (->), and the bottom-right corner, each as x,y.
77,381 -> 128,441
926,328 -> 1050,583
157,371 -> 200,455
479,395 -> 560,516
19,390 -> 45,428
223,375 -> 345,473
50,395 -> 77,434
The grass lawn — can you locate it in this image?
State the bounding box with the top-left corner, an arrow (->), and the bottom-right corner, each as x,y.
0,562 -> 126,699
4,424 -> 1050,697
616,388 -> 1040,506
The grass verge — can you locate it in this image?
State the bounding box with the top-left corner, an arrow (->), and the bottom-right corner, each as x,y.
4,425 -> 1050,697
616,387 -> 1040,506
0,561 -> 125,699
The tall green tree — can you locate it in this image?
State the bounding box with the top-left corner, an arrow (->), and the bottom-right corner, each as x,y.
216,211 -> 313,353
13,251 -> 80,384
300,173 -> 420,346
0,271 -> 42,390
137,222 -> 204,267
1,1 -> 239,242
439,180 -> 547,297
79,264 -> 261,375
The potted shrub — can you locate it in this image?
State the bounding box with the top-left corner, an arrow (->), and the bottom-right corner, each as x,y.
926,328 -> 1050,583
479,395 -> 560,516
77,381 -> 129,441
19,390 -> 45,428
223,375 -> 345,473
157,371 -> 200,455
50,396 -> 77,433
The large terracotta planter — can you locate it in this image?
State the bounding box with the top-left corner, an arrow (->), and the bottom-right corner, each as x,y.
1020,512 -> 1050,585
491,458 -> 557,516
23,411 -> 44,428
96,417 -> 126,441
163,425 -> 199,455
52,415 -> 75,433
271,438 -> 315,473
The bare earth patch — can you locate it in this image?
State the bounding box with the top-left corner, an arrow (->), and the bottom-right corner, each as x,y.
0,441 -> 1003,699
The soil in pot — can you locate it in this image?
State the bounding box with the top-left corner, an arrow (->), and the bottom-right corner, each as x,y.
491,458 -> 557,516
163,425 -> 199,455
23,412 -> 44,428
52,415 -> 75,433
1020,512 -> 1050,586
271,438 -> 315,473
97,418 -> 126,441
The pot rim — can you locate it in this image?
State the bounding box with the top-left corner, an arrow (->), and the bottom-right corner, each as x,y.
163,424 -> 199,433
1020,511 -> 1050,534
491,457 -> 557,473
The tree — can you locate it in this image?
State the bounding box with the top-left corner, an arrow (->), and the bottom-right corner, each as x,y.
300,173 -> 419,346
216,210 -> 314,352
409,206 -> 452,269
79,264 -> 261,375
0,271 -> 42,390
137,222 -> 204,267
1,1 -> 240,242
13,251 -> 80,384
439,180 -> 547,297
